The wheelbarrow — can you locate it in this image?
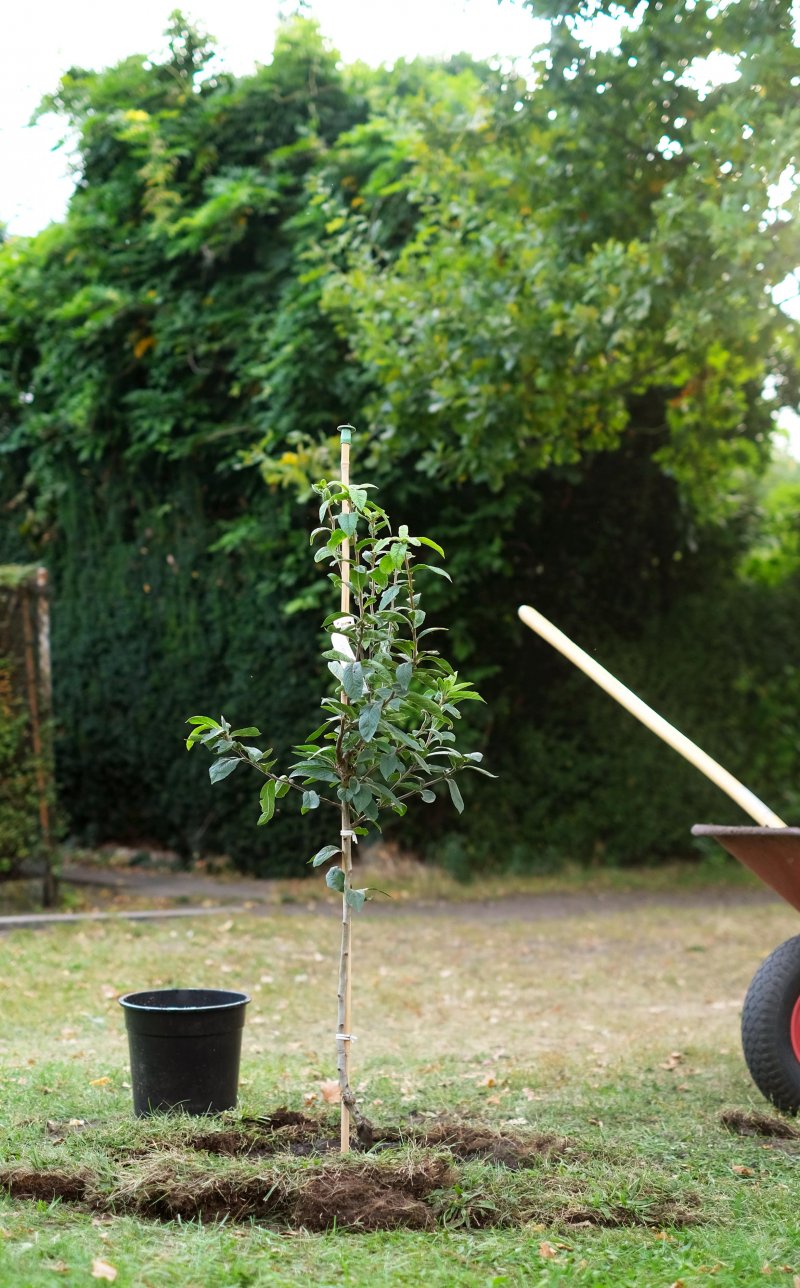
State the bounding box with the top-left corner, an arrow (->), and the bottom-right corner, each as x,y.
519,604 -> 800,1113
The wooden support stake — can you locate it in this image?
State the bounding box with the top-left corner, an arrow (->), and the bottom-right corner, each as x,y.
518,604 -> 786,829
337,425 -> 354,1153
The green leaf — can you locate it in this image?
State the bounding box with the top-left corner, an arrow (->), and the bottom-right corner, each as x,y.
345,886 -> 366,912
349,486 -> 368,511
358,702 -> 382,743
275,778 -> 292,798
209,758 -> 238,784
354,783 -> 374,811
380,752 -> 401,780
231,726 -> 261,737
302,790 -> 320,812
419,564 -> 452,582
259,779 -> 276,822
338,512 -> 359,539
446,777 -> 465,814
342,661 -> 365,701
326,866 -> 345,892
311,845 -> 341,867
417,535 -> 445,557
396,661 -> 413,692
421,789 -> 436,803
379,584 -> 401,610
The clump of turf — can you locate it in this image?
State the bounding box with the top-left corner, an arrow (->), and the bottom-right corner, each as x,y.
721,1108 -> 800,1139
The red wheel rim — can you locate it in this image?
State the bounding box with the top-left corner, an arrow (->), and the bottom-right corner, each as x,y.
791,996 -> 800,1062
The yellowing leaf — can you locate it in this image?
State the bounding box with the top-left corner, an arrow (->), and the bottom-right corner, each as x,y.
133,335 -> 155,359
319,1079 -> 341,1104
89,1077 -> 111,1087
91,1259 -> 118,1281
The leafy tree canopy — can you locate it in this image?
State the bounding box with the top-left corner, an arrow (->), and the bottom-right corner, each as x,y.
308,0 -> 798,518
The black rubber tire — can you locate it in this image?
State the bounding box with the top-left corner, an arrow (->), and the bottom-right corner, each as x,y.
741,935 -> 800,1114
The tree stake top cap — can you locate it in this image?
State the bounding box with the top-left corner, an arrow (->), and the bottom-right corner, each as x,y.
338,424 -> 355,444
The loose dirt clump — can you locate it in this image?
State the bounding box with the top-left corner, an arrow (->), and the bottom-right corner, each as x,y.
721,1108 -> 800,1139
292,1156 -> 452,1232
412,1123 -> 576,1169
190,1118 -> 338,1159
1,1167 -> 90,1204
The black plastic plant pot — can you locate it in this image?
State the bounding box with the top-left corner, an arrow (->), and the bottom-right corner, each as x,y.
119,988 -> 250,1117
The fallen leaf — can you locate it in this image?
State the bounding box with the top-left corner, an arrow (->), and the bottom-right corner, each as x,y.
732,1164 -> 755,1177
91,1259 -> 117,1281
89,1077 -> 111,1088
303,1092 -> 318,1106
539,1242 -> 558,1260
661,1051 -> 684,1071
45,1261 -> 69,1274
319,1080 -> 341,1104
486,1095 -> 501,1105
100,985 -> 119,1000
479,1074 -> 496,1088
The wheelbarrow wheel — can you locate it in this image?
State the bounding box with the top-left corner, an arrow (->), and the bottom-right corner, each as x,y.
742,935 -> 800,1114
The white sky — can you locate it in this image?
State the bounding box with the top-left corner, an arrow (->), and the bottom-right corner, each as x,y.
1,0 -> 547,236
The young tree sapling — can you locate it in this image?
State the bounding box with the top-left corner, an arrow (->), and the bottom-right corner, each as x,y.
187,431 -> 493,1150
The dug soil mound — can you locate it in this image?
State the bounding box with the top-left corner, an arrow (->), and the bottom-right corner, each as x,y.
0,1113 -> 701,1233
191,1110 -> 578,1170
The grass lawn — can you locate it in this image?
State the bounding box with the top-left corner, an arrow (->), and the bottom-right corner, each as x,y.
2,874 -> 800,1286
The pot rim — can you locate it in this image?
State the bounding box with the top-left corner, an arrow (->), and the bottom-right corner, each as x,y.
119,988 -> 250,1013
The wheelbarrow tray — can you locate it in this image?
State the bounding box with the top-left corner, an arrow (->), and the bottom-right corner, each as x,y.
692,825 -> 800,914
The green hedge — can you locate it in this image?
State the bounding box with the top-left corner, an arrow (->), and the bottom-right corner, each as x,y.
426,576 -> 800,873
49,479 -> 334,873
